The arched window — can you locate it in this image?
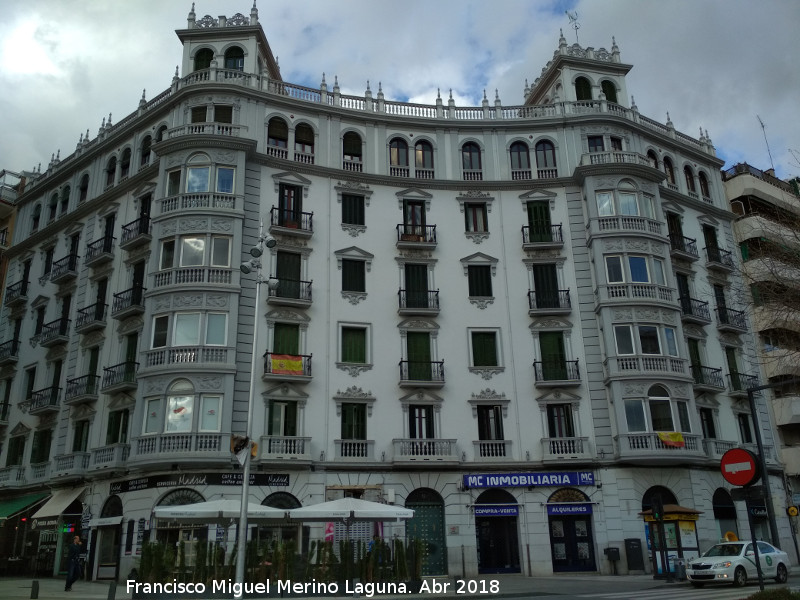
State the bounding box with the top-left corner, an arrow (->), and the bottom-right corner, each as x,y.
684,166 -> 696,192
78,174 -> 89,202
105,156 -> 117,187
294,123 -> 314,157
390,138 -> 408,166
415,141 -> 434,173
642,485 -> 678,512
120,149 -> 132,179
155,125 -> 168,143
60,186 -> 70,216
140,136 -> 152,167
601,80 -> 618,103
267,117 -> 288,149
48,193 -> 58,221
648,385 -> 690,432
461,142 -> 482,175
663,157 -> 675,185
343,132 -> 362,169
194,48 -> 214,71
575,76 -> 592,101
699,172 -> 711,198
224,47 -> 244,71
647,150 -> 659,170
32,204 -> 42,231
535,141 -> 557,178
510,142 -> 530,177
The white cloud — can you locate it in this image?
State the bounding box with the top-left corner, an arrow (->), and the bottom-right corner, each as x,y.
1,0 -> 798,178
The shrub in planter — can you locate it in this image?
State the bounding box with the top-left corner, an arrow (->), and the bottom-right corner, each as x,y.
745,589 -> 800,600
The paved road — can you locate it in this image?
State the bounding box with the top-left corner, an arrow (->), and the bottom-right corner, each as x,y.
0,573 -> 797,599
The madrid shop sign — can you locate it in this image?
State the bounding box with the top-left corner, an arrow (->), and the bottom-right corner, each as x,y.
109,473 -> 289,494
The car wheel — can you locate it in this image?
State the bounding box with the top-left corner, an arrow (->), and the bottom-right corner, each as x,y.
775,563 -> 788,583
733,566 -> 747,587
690,582 -> 704,588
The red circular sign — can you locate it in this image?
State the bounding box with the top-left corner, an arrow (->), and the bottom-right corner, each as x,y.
720,448 -> 760,487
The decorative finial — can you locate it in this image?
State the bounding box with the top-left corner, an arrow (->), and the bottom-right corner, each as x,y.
483,89 -> 487,100
666,112 -> 674,129
449,89 -> 453,99
495,89 -> 499,100
630,95 -> 637,111
56,149 -> 60,160
107,112 -> 112,127
437,88 -> 441,99
366,80 -> 370,91
141,89 -> 146,100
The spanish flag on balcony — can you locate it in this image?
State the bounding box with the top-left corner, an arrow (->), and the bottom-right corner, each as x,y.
271,354 -> 303,375
657,431 -> 685,448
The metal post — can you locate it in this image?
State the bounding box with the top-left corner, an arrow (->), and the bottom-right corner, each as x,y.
747,385 -> 781,546
745,495 -> 765,591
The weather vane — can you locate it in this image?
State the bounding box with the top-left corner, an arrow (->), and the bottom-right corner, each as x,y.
566,11 -> 580,44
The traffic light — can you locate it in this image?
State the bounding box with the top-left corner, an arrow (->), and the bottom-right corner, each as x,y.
651,496 -> 664,521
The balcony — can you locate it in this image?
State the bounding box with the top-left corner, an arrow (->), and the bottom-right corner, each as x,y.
269,207 -> 313,238
669,234 -> 700,261
522,224 -> 564,250
616,432 -> 705,464
53,452 -> 91,479
702,438 -> 737,461
399,360 -> 445,388
542,437 -> 591,462
4,280 -> 29,307
101,361 -> 138,393
533,359 -> 581,387
120,216 -> 151,250
159,192 -> 238,215
528,290 -> 571,315
588,216 -> 664,240
580,150 -> 653,168
343,158 -> 363,173
167,122 -> 244,138
706,247 -> 735,273
75,303 -> 107,333
773,394 -> 800,427
396,224 -> 437,249
596,283 -> 675,305
266,278 -> 313,308
473,440 -> 513,461
50,254 -> 80,285
90,443 -> 130,471
39,318 -> 71,347
85,237 -> 116,267
131,433 -> 231,467
29,386 -> 61,415
154,267 -> 233,288
398,289 -> 440,316
716,307 -> 748,333
111,285 -> 145,319
263,352 -> 312,383
65,375 -> 100,406
0,465 -> 26,488
690,365 -> 725,392
462,169 -> 483,181
29,462 -> 51,482
392,438 -> 459,464
729,372 -> 760,397
781,446 -> 800,477
0,339 -> 19,365
259,436 -> 312,462
335,439 -> 376,461
680,296 -> 712,324
605,356 -> 689,378
145,346 -> 230,369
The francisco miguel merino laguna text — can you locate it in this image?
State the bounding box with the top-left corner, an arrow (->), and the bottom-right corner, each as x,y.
127,578 -> 415,597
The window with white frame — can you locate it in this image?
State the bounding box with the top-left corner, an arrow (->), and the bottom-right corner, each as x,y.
151,313 -> 228,348
143,398 -> 160,434
461,253 -> 498,308
464,203 -> 488,233
624,385 -> 691,433
605,255 -> 666,285
613,324 -> 678,356
469,329 -> 501,368
183,153 -> 236,194
338,324 -> 370,365
596,187 -> 655,218
159,235 -> 231,270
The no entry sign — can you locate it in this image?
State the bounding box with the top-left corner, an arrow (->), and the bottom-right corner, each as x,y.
720,448 -> 761,487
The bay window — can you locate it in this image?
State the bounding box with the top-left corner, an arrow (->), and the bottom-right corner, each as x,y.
596,189 -> 654,218
159,235 -> 231,270
614,324 -> 678,356
152,313 -> 228,348
625,385 -> 692,433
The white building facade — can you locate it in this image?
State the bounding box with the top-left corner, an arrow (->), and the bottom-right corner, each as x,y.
0,4 -> 792,581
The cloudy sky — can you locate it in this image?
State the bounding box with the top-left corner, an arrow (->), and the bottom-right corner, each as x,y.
1,0 -> 798,180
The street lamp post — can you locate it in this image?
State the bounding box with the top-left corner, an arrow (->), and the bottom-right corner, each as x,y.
235,226 -> 276,587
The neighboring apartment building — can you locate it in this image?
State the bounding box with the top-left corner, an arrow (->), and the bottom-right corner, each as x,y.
724,163 -> 800,499
0,5 -> 791,581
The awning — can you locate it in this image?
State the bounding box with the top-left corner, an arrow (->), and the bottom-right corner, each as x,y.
31,487 -> 85,519
89,516 -> 123,527
0,492 -> 49,521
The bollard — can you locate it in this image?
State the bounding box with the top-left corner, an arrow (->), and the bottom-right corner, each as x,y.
108,580 -> 117,600
30,580 -> 39,599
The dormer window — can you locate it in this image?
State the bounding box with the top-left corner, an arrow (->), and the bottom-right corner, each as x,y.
224,47 -> 244,71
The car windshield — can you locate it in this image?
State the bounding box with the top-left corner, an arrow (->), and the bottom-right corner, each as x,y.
703,544 -> 742,557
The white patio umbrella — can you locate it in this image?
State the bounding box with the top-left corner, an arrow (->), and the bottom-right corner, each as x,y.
153,498 -> 286,524
286,497 -> 414,522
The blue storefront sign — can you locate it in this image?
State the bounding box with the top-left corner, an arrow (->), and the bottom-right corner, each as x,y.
464,471 -> 594,489
547,503 -> 593,515
474,505 -> 519,517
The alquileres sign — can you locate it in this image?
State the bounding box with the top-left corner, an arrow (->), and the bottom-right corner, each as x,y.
464,471 -> 594,489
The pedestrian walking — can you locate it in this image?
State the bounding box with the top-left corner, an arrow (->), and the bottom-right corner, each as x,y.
64,535 -> 83,592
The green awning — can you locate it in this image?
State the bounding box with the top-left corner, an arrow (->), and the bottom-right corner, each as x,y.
0,492 -> 49,520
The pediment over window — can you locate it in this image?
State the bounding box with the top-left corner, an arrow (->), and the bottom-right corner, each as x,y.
529,317 -> 572,330
398,318 -> 439,332
660,201 -> 684,214
467,388 -> 509,417
334,247 -> 374,271
70,404 -> 97,420
9,423 -> 31,436
107,394 -> 136,410
31,295 -> 49,309
97,203 -> 120,218
535,389 -> 581,404
335,181 -> 373,201
272,172 -> 312,197
264,383 -> 310,403
519,189 -> 557,200
399,389 -> 443,406
697,214 -> 720,226
333,386 -> 376,416
266,308 -> 310,324
396,188 -> 433,210
460,252 -> 498,276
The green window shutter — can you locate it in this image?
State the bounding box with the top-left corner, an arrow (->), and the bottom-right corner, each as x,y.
468,265 -> 492,296
533,264 -> 559,307
342,195 -> 364,225
342,259 -> 365,292
341,328 -> 366,363
688,339 -> 702,367
527,202 -> 552,241
341,403 -> 366,439
406,332 -> 432,380
405,264 -> 429,307
273,323 -> 300,355
540,332 -> 567,379
471,332 -> 497,366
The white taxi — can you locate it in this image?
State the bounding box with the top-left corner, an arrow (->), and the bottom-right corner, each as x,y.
686,541 -> 790,587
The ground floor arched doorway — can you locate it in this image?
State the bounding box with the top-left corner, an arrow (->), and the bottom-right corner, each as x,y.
547,488 -> 596,572
475,489 -> 520,574
405,488 -> 446,575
